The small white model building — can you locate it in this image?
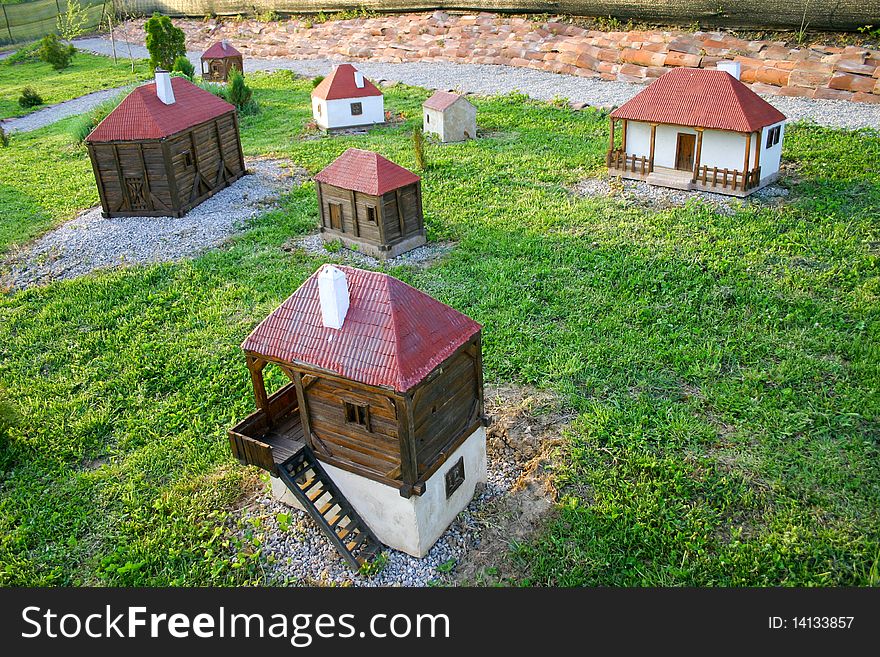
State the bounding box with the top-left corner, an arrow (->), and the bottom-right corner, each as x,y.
607,63 -> 787,196
311,64 -> 385,131
422,91 -> 477,143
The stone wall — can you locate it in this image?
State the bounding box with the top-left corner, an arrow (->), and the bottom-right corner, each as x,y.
118,13 -> 880,103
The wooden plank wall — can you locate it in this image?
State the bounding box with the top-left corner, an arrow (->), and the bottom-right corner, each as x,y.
381,183 -> 422,243
410,339 -> 482,475
302,375 -> 402,481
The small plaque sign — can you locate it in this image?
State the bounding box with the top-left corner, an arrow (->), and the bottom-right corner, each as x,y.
445,457 -> 465,499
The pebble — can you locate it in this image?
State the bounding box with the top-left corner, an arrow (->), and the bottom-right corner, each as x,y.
284,233 -> 455,268
231,453 -> 519,587
575,175 -> 792,215
3,158 -> 308,290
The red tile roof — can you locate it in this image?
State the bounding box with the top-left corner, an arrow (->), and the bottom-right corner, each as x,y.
202,41 -> 242,59
610,68 -> 786,132
241,265 -> 481,392
86,77 -> 236,142
311,64 -> 383,100
423,91 -> 465,111
314,148 -> 420,196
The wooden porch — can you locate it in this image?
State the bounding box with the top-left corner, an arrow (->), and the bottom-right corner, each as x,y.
228,382 -> 304,477
607,149 -> 764,197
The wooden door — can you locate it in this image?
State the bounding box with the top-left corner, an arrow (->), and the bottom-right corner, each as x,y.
329,203 -> 343,231
675,133 -> 696,171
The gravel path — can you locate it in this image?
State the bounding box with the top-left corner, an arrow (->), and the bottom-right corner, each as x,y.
71,37 -> 880,132
2,158 -> 306,290
1,86 -> 131,134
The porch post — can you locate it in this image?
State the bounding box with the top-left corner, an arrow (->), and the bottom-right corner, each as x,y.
247,356 -> 271,422
649,123 -> 658,172
607,118 -> 615,166
692,128 -> 704,183
621,119 -> 628,153
742,132 -> 752,190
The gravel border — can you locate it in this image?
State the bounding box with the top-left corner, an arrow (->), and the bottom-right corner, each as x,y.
284,233 -> 456,269
1,86 -> 131,134
2,158 -> 306,290
68,37 -> 880,133
575,175 -> 792,215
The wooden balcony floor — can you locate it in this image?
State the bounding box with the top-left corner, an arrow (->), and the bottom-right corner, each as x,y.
242,409 -> 306,466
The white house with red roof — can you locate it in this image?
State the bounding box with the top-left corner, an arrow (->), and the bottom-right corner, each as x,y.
423,90 -> 477,143
229,264 -> 487,560
607,64 -> 787,196
311,63 -> 385,131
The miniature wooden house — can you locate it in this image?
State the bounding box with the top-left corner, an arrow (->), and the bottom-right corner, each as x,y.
314,148 -> 426,259
423,91 -> 477,143
311,64 -> 385,131
85,70 -> 245,218
607,65 -> 786,196
229,264 -> 487,562
201,40 -> 243,82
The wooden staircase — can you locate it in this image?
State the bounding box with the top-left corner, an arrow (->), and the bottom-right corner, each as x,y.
277,445 -> 384,571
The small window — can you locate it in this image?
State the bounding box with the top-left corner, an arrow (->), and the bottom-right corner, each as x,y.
182,151 -> 193,168
766,126 -> 781,148
350,102 -> 363,116
344,401 -> 370,431
317,103 -> 322,116
426,114 -> 430,124
366,206 -> 377,223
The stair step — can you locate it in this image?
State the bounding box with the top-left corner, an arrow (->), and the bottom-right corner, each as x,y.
277,446 -> 384,572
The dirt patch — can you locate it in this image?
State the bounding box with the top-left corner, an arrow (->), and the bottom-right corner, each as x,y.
453,384 -> 575,585
224,382 -> 573,586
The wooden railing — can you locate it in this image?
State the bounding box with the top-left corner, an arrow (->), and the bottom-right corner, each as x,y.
695,165 -> 762,192
228,382 -> 300,475
606,149 -> 652,175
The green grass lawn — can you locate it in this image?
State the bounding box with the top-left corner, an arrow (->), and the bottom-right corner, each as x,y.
0,50 -> 149,120
0,71 -> 878,586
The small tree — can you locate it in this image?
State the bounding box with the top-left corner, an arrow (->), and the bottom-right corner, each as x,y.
226,69 -> 257,115
18,87 -> 44,108
56,0 -> 91,42
0,125 -> 9,148
412,127 -> 427,170
39,33 -> 76,71
144,13 -> 186,71
172,55 -> 195,80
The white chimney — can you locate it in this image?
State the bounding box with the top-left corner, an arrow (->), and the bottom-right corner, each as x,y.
155,69 -> 175,105
717,61 -> 741,81
354,70 -> 365,88
221,39 -> 229,51
318,265 -> 350,330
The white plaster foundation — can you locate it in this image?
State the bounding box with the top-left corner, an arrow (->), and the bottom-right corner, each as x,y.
271,426 -> 487,558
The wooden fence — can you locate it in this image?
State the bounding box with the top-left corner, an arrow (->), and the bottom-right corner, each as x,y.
0,0 -> 107,46
120,1 -> 873,31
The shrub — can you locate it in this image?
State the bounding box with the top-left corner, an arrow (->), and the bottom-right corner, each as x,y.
0,125 -> 9,148
18,87 -> 44,108
412,126 -> 427,170
226,69 -> 258,115
56,0 -> 90,41
70,92 -> 126,143
172,55 -> 195,80
311,75 -> 325,88
196,80 -> 226,100
5,41 -> 41,66
38,33 -> 76,71
144,13 -> 186,71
